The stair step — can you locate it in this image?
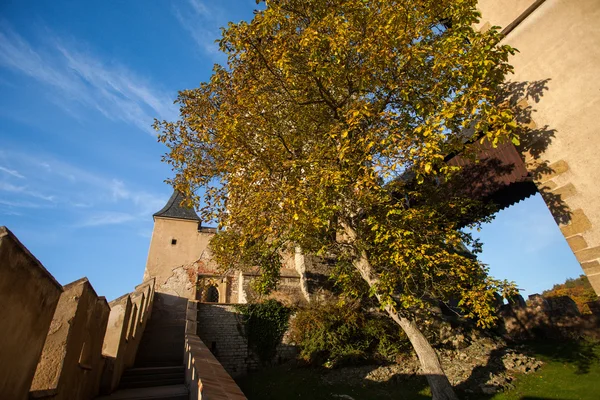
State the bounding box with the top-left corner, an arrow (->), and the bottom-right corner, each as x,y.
95,384 -> 188,400
120,373 -> 183,383
119,378 -> 184,389
122,366 -> 184,377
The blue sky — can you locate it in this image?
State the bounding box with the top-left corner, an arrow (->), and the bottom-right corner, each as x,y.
0,0 -> 584,301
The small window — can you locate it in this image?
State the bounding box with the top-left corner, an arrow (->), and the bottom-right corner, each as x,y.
171,238 -> 177,245
198,222 -> 202,231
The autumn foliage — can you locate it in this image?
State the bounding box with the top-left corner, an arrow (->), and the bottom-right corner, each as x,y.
543,275 -> 597,315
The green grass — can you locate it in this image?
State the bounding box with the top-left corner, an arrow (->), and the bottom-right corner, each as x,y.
488,339 -> 600,400
236,339 -> 600,400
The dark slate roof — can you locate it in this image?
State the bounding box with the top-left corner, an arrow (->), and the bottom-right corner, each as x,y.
153,191 -> 201,221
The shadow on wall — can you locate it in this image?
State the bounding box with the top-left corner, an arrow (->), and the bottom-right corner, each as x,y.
134,292 -> 188,367
439,79 -> 571,227
502,79 -> 572,225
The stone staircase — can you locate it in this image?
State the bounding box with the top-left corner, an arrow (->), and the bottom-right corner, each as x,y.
95,365 -> 188,400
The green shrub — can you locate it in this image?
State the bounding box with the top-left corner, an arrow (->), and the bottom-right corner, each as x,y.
288,297 -> 407,367
235,299 -> 293,363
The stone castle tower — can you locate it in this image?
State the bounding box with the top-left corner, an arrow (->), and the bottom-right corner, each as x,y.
143,190 -> 217,301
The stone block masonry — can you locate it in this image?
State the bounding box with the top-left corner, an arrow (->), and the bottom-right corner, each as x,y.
196,303 -> 298,378
476,0 -> 600,295
185,301 -> 247,399
197,304 -> 258,377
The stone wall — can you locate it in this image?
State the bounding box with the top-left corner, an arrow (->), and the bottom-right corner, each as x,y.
184,301 -> 247,399
196,303 -> 297,377
498,293 -> 600,340
0,227 -> 63,400
196,303 -> 258,377
30,278 -> 110,400
242,269 -> 304,305
0,226 -> 156,399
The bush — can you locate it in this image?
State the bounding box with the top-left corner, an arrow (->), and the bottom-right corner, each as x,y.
288,297 -> 408,367
235,299 -> 293,363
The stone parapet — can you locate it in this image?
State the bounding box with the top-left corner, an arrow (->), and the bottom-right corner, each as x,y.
30,278 -> 110,400
184,301 -> 247,399
98,277 -> 155,394
0,226 -> 63,400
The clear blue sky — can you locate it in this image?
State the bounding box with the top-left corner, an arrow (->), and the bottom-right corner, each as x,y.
0,0 -> 584,301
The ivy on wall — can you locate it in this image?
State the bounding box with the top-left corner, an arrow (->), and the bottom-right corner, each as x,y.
235,299 -> 293,363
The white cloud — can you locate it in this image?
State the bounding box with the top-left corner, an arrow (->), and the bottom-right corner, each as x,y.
0,149 -> 167,227
173,0 -> 226,58
0,181 -> 56,202
0,166 -> 25,179
0,23 -> 179,135
77,211 -> 136,227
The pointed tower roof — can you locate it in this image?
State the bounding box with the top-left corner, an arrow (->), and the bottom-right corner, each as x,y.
153,190 -> 201,221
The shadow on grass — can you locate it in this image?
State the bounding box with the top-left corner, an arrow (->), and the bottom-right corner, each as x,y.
237,361 -> 432,400
237,339 -> 599,400
520,339 -> 600,375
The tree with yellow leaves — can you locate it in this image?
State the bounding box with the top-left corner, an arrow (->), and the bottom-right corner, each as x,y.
156,1 -> 519,398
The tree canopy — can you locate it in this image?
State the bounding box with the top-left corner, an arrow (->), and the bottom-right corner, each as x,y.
156,1 -> 520,398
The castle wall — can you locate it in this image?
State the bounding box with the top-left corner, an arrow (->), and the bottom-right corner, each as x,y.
184,301 -> 248,399
196,303 -> 297,377
100,294 -> 132,393
477,0 -> 600,294
30,278 -> 110,400
100,278 -> 155,393
144,217 -> 216,298
0,227 -> 63,400
197,304 -> 257,377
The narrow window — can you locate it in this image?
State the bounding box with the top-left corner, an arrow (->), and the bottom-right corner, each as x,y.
171,238 -> 177,245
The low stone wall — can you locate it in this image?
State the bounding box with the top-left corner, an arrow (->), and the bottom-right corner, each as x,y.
498,293 -> 600,340
184,302 -> 247,399
0,227 -> 63,400
196,303 -> 258,376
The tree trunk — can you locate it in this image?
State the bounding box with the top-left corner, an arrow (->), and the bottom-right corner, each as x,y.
385,307 -> 459,400
342,223 -> 459,400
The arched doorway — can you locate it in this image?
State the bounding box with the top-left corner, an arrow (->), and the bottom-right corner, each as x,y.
205,285 -> 219,303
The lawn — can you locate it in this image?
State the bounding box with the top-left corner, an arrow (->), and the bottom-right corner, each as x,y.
236,339 -> 600,400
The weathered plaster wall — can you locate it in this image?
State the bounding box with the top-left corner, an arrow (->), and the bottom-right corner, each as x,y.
30,278 -> 110,400
144,217 -> 217,297
100,294 -> 132,394
100,278 -> 155,393
477,0 -> 600,294
0,227 -> 63,400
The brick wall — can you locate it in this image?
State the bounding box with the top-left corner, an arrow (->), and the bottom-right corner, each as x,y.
196,304 -> 297,377
196,304 -> 258,377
